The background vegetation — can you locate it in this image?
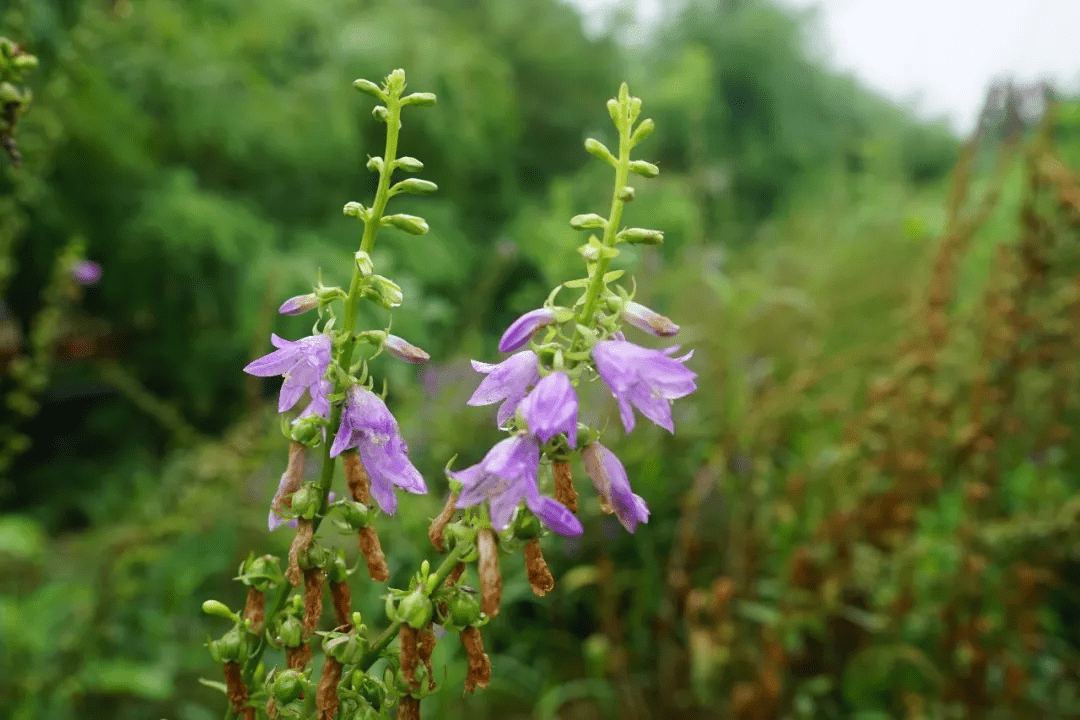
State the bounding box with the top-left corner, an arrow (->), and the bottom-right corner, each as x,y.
2,0 -> 1078,718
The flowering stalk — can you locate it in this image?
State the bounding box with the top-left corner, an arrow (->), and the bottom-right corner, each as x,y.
204,74 -> 695,719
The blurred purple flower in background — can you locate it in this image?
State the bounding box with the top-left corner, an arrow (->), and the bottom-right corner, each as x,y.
451,435 -> 582,536
592,340 -> 696,433
71,260 -> 102,285
243,333 -> 332,413
330,385 -> 426,514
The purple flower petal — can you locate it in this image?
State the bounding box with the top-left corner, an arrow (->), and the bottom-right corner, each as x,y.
468,351 -> 540,425
385,334 -> 430,364
71,260 -> 102,285
519,372 -> 578,447
622,301 -> 679,337
452,436 -> 544,531
591,340 -> 696,434
525,483 -> 583,536
498,308 -> 557,353
244,334 -> 333,414
330,386 -> 427,514
279,294 -> 318,316
582,443 -> 649,533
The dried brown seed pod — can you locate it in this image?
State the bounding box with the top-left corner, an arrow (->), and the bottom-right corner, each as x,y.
524,538 -> 555,597
477,528 -> 502,618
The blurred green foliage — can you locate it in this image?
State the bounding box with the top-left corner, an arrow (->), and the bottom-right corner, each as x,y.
7,0 -> 1080,719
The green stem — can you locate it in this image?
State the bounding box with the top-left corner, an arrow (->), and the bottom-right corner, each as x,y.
356,542 -> 470,672
240,94 -> 406,688
575,117 -> 631,326
322,95 -> 404,516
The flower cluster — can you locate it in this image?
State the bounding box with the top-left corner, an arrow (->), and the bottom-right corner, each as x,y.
205,74 -> 695,720
450,83 -> 696,537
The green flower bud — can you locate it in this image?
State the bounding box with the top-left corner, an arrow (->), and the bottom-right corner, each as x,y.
278,616 -> 304,647
334,500 -> 372,531
381,214 -> 429,235
372,105 -> 390,122
630,118 -> 655,146
13,54 -> 38,71
214,626 -> 247,663
343,202 -> 366,219
290,484 -> 320,519
397,589 -> 434,629
628,97 -> 642,125
0,82 -> 21,104
618,186 -> 635,202
328,552 -> 350,583
202,599 -> 238,622
394,156 -> 424,173
446,591 -> 482,628
324,632 -> 364,665
617,227 -> 664,245
584,138 -> 616,166
386,69 -> 406,96
366,156 -> 384,174
289,415 -> 324,446
237,554 -> 284,591
354,250 -> 374,276
365,275 -> 403,309
353,78 -> 387,101
401,92 -> 437,107
272,669 -> 305,704
390,178 -> 438,195
606,98 -> 621,124
628,160 -> 660,178
569,214 -> 607,230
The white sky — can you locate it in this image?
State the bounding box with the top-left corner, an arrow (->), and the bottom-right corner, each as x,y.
571,0 -> 1080,134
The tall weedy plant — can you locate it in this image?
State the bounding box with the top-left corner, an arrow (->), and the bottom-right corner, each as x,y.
204,72 -> 695,720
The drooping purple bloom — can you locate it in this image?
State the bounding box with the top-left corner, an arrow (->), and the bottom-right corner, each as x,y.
468,350 -> 540,425
622,301 -> 679,337
591,339 -> 696,433
279,293 -> 318,316
519,372 -> 578,447
244,334 -> 333,413
451,435 -> 582,536
384,334 -> 430,364
71,260 -> 102,285
329,385 -> 426,514
498,308 -> 556,353
582,443 -> 649,533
